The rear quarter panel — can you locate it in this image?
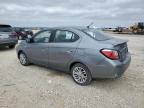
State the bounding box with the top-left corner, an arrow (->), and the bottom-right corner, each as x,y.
68,32 -> 113,74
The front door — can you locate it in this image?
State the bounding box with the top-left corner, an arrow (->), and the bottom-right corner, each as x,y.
26,30 -> 53,65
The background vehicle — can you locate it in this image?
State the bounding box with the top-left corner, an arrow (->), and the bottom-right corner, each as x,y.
16,27 -> 131,85
0,24 -> 17,48
113,27 -> 130,34
129,22 -> 144,34
14,28 -> 33,40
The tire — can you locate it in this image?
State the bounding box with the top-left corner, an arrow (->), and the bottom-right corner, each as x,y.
9,45 -> 15,49
19,52 -> 30,66
71,63 -> 92,86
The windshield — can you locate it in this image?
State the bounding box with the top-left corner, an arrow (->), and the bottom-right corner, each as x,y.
0,25 -> 12,32
82,29 -> 113,41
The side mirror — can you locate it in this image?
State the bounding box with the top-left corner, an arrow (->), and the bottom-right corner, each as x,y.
26,38 -> 33,43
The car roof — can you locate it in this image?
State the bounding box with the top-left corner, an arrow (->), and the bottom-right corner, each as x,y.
0,24 -> 12,27
43,26 -> 91,31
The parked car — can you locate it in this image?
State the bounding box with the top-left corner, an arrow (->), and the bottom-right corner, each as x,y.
0,24 -> 17,48
16,27 -> 131,85
14,28 -> 33,40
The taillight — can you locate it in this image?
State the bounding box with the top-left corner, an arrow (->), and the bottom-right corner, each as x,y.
11,31 -> 17,36
9,32 -> 17,38
100,49 -> 119,60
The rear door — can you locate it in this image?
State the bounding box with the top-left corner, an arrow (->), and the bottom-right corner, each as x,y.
48,29 -> 80,70
26,30 -> 54,65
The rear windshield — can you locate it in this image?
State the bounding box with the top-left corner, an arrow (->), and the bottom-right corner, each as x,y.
0,25 -> 12,32
81,29 -> 113,41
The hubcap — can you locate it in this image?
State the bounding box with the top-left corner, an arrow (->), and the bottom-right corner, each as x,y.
73,67 -> 87,84
19,53 -> 26,65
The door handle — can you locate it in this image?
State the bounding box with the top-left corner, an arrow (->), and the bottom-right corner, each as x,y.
42,48 -> 47,52
66,50 -> 73,53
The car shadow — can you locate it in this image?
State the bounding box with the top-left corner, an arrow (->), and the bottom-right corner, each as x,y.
30,63 -> 69,77
89,76 -> 127,88
0,46 -> 14,51
28,63 -> 126,87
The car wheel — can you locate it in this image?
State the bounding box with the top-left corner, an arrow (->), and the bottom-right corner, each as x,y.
71,63 -> 92,86
19,52 -> 30,66
9,45 -> 15,49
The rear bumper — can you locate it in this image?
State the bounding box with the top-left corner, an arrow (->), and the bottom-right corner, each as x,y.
90,53 -> 131,78
0,40 -> 17,46
112,53 -> 131,78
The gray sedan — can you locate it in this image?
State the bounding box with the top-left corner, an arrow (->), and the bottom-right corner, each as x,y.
16,27 -> 131,85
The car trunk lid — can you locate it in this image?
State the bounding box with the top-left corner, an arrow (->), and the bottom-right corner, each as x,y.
103,38 -> 128,46
0,32 -> 11,39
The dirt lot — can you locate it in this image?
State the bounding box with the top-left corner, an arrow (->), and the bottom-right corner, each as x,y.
0,32 -> 144,108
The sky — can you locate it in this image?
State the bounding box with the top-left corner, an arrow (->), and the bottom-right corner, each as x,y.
0,0 -> 144,27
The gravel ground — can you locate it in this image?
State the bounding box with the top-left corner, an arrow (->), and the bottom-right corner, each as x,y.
0,32 -> 144,108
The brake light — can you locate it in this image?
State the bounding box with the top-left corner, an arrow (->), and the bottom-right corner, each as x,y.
100,49 -> 119,60
11,31 -> 17,36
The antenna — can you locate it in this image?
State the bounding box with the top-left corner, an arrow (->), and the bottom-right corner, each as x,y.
87,22 -> 94,28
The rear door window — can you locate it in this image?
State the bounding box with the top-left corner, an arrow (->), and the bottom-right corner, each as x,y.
54,30 -> 79,42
